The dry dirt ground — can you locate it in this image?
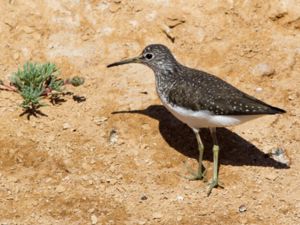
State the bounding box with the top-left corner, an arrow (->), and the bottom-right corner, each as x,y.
0,0 -> 300,224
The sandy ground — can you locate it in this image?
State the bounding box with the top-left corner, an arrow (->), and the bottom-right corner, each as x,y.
0,0 -> 300,224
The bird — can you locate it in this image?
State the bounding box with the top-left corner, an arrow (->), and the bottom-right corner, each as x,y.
107,44 -> 286,196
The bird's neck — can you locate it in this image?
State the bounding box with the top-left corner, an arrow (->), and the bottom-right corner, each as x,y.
153,64 -> 180,98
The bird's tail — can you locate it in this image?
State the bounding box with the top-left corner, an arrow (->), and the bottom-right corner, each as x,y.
269,106 -> 286,114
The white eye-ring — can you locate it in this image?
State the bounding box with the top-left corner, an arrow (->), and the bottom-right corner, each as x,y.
144,53 -> 154,60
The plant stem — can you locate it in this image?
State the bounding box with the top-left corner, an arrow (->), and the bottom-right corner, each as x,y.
0,84 -> 17,92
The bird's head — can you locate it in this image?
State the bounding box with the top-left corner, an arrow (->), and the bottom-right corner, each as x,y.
107,44 -> 177,72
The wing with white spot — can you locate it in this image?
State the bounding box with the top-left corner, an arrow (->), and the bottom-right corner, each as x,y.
167,75 -> 285,115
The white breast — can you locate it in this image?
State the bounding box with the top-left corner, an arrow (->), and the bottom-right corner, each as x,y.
160,96 -> 262,129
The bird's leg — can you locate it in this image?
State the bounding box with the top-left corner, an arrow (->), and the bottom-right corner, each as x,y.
207,127 -> 224,196
184,128 -> 207,181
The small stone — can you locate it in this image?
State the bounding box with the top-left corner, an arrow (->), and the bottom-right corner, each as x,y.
265,173 -> 278,181
129,20 -> 139,27
161,24 -> 175,43
82,163 -> 92,171
106,178 -> 117,185
177,216 -> 183,221
109,3 -> 121,13
176,195 -> 184,201
91,214 -> 98,224
88,208 -> 95,213
141,195 -> 148,200
63,123 -> 71,130
269,11 -> 287,21
22,26 -> 34,34
94,116 -> 108,125
13,52 -> 19,60
252,63 -> 275,76
109,129 -> 118,145
268,147 -> 290,166
239,204 -> 247,213
141,144 -> 149,149
48,135 -> 55,142
288,94 -> 296,101
153,212 -> 162,219
56,185 -> 65,193
255,87 -> 263,93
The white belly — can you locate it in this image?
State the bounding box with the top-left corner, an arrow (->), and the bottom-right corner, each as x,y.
160,96 -> 262,128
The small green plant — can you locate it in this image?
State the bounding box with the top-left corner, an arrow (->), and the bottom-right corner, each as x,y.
1,62 -> 84,111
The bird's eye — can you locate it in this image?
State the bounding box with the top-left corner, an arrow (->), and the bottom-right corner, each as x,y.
145,53 -> 154,60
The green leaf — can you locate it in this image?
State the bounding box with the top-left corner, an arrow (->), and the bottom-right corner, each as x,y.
9,62 -> 63,109
70,76 -> 85,87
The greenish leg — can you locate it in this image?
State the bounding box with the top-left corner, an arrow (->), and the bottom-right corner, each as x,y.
207,128 -> 224,196
184,128 -> 207,181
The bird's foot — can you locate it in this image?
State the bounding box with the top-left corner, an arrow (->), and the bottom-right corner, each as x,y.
182,161 -> 207,181
207,179 -> 224,196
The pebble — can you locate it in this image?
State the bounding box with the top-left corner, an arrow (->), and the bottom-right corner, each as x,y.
63,123 -> 71,130
109,129 -> 118,145
239,204 -> 247,213
129,20 -> 139,27
252,63 -> 275,76
91,214 -> 98,224
106,178 -> 117,185
176,195 -> 184,201
255,87 -> 263,93
153,212 -> 162,219
265,173 -> 278,181
141,195 -> 148,200
48,135 -> 55,142
56,185 -> 65,193
13,52 -> 20,60
22,26 -> 35,34
268,147 -> 290,166
88,208 -> 95,213
94,116 -> 108,125
177,216 -> 183,221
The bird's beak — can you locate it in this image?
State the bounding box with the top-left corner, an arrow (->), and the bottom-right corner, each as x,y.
107,55 -> 142,68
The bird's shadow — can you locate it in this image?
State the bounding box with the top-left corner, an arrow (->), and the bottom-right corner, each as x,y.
112,105 -> 288,169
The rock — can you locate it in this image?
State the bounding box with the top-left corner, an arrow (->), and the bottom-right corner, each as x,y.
94,116 -> 108,126
91,214 -> 98,224
109,2 -> 121,13
239,204 -> 247,213
268,147 -> 290,166
109,129 -> 118,145
22,26 -> 35,34
252,63 -> 275,76
177,216 -> 183,222
88,208 -> 95,213
255,87 -> 263,93
48,135 -> 55,142
13,52 -> 20,60
176,195 -> 184,201
141,195 -> 148,200
165,16 -> 186,28
106,178 -> 117,185
63,123 -> 71,130
129,20 -> 139,27
146,11 -> 157,22
269,10 -> 288,21
265,172 -> 278,181
161,24 -> 175,43
56,185 -> 65,193
153,212 -> 162,219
